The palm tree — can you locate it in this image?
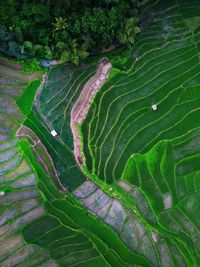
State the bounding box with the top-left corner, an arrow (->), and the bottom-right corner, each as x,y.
52,17 -> 68,32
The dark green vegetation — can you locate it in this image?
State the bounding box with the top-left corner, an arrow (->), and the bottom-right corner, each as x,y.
16,79 -> 41,115
0,0 -> 140,65
1,0 -> 200,266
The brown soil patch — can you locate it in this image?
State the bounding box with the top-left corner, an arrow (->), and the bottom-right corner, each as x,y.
71,58 -> 112,166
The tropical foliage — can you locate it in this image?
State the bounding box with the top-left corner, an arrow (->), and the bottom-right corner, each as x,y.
0,0 -> 140,64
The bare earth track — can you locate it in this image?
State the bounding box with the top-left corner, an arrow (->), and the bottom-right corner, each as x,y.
70,59 -> 112,165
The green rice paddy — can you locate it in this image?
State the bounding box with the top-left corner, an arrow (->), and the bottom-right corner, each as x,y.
1,0 -> 200,266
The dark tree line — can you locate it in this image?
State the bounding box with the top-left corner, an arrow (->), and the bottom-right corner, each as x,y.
0,0 -> 141,65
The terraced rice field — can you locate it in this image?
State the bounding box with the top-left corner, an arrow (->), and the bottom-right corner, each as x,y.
0,60 -> 55,266
0,60 -> 149,266
80,0 -> 200,265
1,0 -> 200,266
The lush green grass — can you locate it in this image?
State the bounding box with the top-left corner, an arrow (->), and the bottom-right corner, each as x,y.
121,138 -> 200,266
17,79 -> 41,115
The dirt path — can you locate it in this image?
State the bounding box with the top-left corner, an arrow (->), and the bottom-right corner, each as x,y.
71,58 -> 112,165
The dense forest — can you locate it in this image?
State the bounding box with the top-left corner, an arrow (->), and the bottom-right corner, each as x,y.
0,0 -> 141,65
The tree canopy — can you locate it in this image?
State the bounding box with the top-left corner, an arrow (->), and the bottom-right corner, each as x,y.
0,0 -> 140,65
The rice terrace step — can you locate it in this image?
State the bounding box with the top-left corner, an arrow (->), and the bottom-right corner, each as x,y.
1,0 -> 200,266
